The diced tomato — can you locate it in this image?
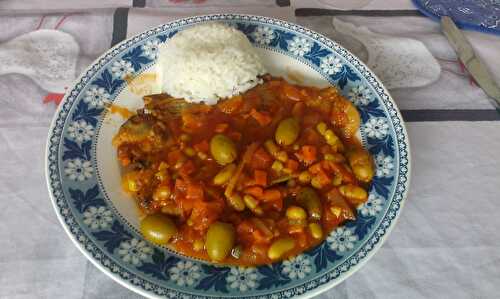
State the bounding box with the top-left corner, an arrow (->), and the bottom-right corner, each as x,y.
291,102 -> 305,117
323,161 -> 356,183
193,140 -> 209,152
218,95 -> 243,114
251,147 -> 272,169
300,145 -> 317,165
227,131 -> 242,141
286,159 -> 299,172
174,178 -> 187,193
250,109 -> 272,126
254,170 -> 267,186
244,186 -> 264,198
295,231 -> 308,248
186,182 -> 204,201
316,170 -> 331,186
214,123 -> 229,133
178,160 -> 196,178
264,196 -> 283,211
282,83 -> 304,101
188,198 -> 224,231
261,189 -> 282,202
252,229 -> 272,244
167,150 -> 184,166
308,162 -> 323,174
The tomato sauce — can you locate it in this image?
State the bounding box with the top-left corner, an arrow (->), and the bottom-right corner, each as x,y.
113,76 -> 374,266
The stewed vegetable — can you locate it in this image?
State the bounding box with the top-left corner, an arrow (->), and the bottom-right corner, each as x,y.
114,76 -> 374,266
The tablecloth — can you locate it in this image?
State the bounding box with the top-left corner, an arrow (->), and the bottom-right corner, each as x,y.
1,1 -> 499,298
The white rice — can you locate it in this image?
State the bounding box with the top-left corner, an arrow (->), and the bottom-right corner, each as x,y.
157,22 -> 266,105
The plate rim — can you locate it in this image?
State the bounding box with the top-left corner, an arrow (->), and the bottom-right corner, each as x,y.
45,13 -> 412,299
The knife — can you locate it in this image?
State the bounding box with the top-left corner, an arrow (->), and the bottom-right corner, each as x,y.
441,16 -> 500,111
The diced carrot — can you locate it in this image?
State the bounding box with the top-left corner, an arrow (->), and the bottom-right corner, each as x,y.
193,140 -> 209,152
267,197 -> 283,211
286,159 -> 299,172
175,178 -> 187,193
250,109 -> 272,126
316,170 -> 331,186
167,150 -> 184,166
288,224 -> 305,234
291,102 -> 305,117
227,131 -> 242,141
251,147 -> 272,169
323,161 -> 356,183
282,83 -> 304,101
296,231 -> 309,247
301,145 -> 317,165
214,123 -> 229,133
252,229 -> 272,244
244,186 -> 264,198
186,182 -> 204,201
254,170 -> 267,186
182,113 -> 206,130
261,189 -> 282,202
178,196 -> 195,216
178,160 -> 196,178
308,162 -> 323,174
188,198 -> 224,231
218,95 -> 243,114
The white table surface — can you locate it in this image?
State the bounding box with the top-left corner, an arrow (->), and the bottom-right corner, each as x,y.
1,1 -> 499,298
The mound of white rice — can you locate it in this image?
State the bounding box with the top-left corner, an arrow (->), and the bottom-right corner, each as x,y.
157,22 -> 266,104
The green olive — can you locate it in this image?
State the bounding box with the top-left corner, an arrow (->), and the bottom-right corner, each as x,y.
205,222 -> 235,262
140,214 -> 177,245
210,134 -> 238,165
275,117 -> 300,146
296,187 -> 322,220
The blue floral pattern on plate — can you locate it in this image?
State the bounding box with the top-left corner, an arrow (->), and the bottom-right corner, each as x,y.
413,0 -> 500,35
46,14 -> 411,298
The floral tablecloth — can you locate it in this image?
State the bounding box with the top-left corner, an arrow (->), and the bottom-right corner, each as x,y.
1,1 -> 499,298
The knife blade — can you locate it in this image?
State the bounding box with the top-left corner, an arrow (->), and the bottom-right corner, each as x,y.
441,16 -> 500,111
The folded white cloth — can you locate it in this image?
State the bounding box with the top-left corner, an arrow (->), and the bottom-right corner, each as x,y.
291,0 -> 416,10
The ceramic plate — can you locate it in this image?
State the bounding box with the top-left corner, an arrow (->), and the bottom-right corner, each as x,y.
46,14 -> 411,298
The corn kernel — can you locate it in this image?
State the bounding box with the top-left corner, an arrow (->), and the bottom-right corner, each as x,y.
193,239 -> 204,252
197,151 -> 208,160
324,130 -> 340,146
330,206 -> 342,218
271,160 -> 284,172
264,139 -> 280,156
286,206 -> 307,221
226,194 -> 245,211
309,223 -> 323,239
128,179 -> 140,192
316,122 -> 327,135
243,195 -> 259,209
213,163 -> 237,185
332,175 -> 342,186
324,154 -> 335,161
183,147 -> 196,157
311,176 -> 322,189
276,151 -> 288,162
180,134 -> 191,142
298,171 -> 311,184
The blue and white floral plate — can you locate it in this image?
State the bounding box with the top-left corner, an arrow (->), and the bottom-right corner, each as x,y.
45,14 -> 411,298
